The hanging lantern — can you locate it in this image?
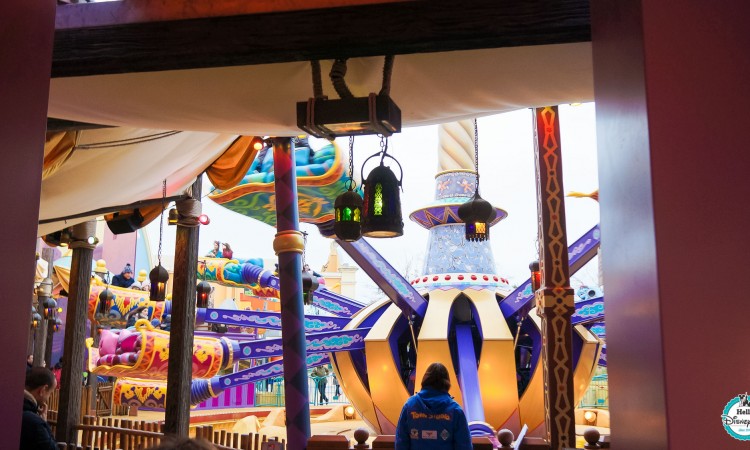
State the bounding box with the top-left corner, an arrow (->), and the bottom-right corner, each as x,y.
31,311 -> 42,329
529,260 -> 541,292
43,297 -> 57,318
196,280 -> 212,309
98,288 -> 113,316
149,265 -> 169,302
301,270 -> 319,306
53,318 -> 63,333
457,119 -> 496,242
150,179 -> 170,302
334,189 -> 363,241
361,149 -> 404,238
334,137 -> 364,241
458,191 -> 497,242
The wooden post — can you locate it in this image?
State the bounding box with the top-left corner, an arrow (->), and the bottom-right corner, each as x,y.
32,293 -> 48,367
164,177 -> 202,436
532,106 -> 576,450
56,221 -> 97,443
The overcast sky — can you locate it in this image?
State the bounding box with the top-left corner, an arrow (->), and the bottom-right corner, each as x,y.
145,104 -> 600,302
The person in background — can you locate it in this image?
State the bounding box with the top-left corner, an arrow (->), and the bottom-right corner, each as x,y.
126,307 -> 148,328
21,367 -> 57,450
311,365 -> 330,404
26,354 -> 34,374
53,358 -> 63,386
221,243 -> 233,260
111,264 -> 135,288
395,362 -> 472,450
206,241 -> 221,258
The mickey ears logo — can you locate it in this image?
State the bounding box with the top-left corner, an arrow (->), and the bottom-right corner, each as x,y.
722,393 -> 750,440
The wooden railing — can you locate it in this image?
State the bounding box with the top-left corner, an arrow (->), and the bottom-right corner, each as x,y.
47,382 -> 129,419
52,415 -> 284,450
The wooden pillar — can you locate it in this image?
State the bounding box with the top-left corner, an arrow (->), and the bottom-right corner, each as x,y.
272,137 -> 312,450
532,106 -> 576,450
164,177 -> 202,436
56,221 -> 96,443
0,5 -> 54,447
592,1 -> 750,448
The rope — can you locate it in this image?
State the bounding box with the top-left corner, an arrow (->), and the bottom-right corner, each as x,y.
157,180 -> 165,266
175,198 -> 202,227
473,118 -> 479,192
75,131 -> 181,150
311,60 -> 324,99
379,55 -> 395,96
330,59 -> 354,99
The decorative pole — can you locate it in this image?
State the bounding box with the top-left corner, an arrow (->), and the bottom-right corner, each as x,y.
271,137 -> 312,450
55,221 -> 96,443
164,177 -> 202,436
532,106 -> 576,450
43,249 -> 55,370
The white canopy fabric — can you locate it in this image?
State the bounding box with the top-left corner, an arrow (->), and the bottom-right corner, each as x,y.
39,127 -> 238,236
48,44 -> 593,135
41,43 -> 593,235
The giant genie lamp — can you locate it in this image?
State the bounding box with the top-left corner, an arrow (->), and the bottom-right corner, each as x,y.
84,132 -> 606,437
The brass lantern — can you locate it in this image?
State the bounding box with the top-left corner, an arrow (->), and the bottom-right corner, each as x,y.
361,153 -> 404,238
149,265 -> 169,302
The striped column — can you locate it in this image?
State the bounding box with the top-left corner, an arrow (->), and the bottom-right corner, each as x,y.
532,106 -> 576,450
271,137 -> 311,450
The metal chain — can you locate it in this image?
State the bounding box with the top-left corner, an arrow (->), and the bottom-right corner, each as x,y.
348,136 -> 355,180
158,179 -> 165,266
379,135 -> 388,154
301,231 -> 308,268
474,118 -> 480,189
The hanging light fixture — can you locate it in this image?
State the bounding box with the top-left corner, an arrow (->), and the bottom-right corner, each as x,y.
458,119 -> 497,241
361,137 -> 404,238
93,260 -> 113,317
297,57 -> 401,140
529,260 -> 541,292
334,136 -> 364,241
52,318 -> 63,333
31,306 -> 42,329
150,180 -> 170,301
196,261 -> 212,309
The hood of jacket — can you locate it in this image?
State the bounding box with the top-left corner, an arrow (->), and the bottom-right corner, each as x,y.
413,388 -> 455,413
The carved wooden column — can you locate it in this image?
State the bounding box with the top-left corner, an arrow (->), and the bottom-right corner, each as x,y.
272,137 -> 311,450
164,177 -> 202,436
56,221 -> 96,443
532,106 -> 576,450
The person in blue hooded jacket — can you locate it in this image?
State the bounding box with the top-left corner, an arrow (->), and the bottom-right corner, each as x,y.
395,362 -> 472,450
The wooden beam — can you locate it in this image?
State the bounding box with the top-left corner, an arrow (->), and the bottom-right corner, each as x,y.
47,117 -> 113,132
52,0 -> 590,77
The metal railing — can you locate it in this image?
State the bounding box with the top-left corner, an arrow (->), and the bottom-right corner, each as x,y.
253,374 -> 349,407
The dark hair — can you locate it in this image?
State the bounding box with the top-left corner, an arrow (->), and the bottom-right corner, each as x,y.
421,362 -> 451,392
26,367 -> 55,390
146,437 -> 216,450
